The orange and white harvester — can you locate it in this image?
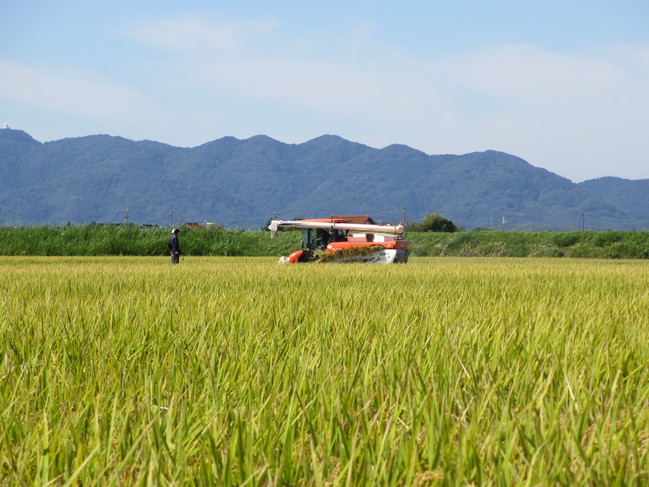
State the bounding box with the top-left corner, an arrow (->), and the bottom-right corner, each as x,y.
269,216 -> 408,263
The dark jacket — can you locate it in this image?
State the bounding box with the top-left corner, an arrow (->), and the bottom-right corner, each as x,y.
168,234 -> 181,254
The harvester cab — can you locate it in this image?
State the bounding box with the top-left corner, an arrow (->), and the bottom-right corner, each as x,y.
269,216 -> 408,264
301,227 -> 346,250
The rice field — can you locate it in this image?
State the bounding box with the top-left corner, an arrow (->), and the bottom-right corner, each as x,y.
1,256 -> 648,485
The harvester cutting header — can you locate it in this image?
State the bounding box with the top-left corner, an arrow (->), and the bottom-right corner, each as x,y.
269,216 -> 408,264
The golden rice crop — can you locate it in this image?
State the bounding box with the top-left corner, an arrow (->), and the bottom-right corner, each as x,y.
1,256 -> 648,485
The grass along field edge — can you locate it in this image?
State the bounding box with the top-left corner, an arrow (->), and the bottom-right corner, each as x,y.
0,225 -> 649,258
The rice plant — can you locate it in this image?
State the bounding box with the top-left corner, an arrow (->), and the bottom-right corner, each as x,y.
1,257 -> 647,485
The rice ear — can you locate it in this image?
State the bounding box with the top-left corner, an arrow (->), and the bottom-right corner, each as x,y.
317,245 -> 385,263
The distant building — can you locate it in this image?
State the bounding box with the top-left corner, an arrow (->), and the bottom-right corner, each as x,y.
329,215 -> 376,224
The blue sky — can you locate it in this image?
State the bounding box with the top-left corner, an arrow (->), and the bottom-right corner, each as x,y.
1,1 -> 648,182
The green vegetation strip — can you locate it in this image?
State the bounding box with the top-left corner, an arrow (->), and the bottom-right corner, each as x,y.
1,225 -> 649,258
0,225 -> 300,257
1,257 -> 648,485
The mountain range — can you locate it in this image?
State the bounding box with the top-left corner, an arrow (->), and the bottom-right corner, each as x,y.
1,128 -> 648,230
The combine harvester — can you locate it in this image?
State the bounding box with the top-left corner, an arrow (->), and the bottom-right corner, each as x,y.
269,216 -> 408,264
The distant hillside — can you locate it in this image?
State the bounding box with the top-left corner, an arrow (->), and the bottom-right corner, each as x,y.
577,177 -> 649,225
1,128 -> 647,230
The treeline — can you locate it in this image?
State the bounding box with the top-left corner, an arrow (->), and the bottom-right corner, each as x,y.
1,225 -> 648,259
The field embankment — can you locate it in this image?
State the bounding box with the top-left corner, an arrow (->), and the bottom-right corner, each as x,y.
407,230 -> 649,259
1,225 -> 648,258
0,225 -> 298,257
1,257 -> 648,485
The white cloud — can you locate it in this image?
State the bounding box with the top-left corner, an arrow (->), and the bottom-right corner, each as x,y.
133,19 -> 649,180
124,16 -> 442,124
0,60 -> 163,122
4,10 -> 648,180
125,14 -> 279,54
435,45 -> 649,180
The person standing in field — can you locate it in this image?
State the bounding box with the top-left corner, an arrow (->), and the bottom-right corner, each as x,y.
168,228 -> 181,263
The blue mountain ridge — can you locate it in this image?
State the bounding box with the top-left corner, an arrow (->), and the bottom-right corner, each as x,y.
0,129 -> 647,230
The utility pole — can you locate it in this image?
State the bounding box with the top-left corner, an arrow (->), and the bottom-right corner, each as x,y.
125,207 -> 129,225
401,206 -> 408,226
169,210 -> 173,227
582,213 -> 585,231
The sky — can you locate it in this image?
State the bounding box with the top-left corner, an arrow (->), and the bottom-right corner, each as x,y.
1,0 -> 648,182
